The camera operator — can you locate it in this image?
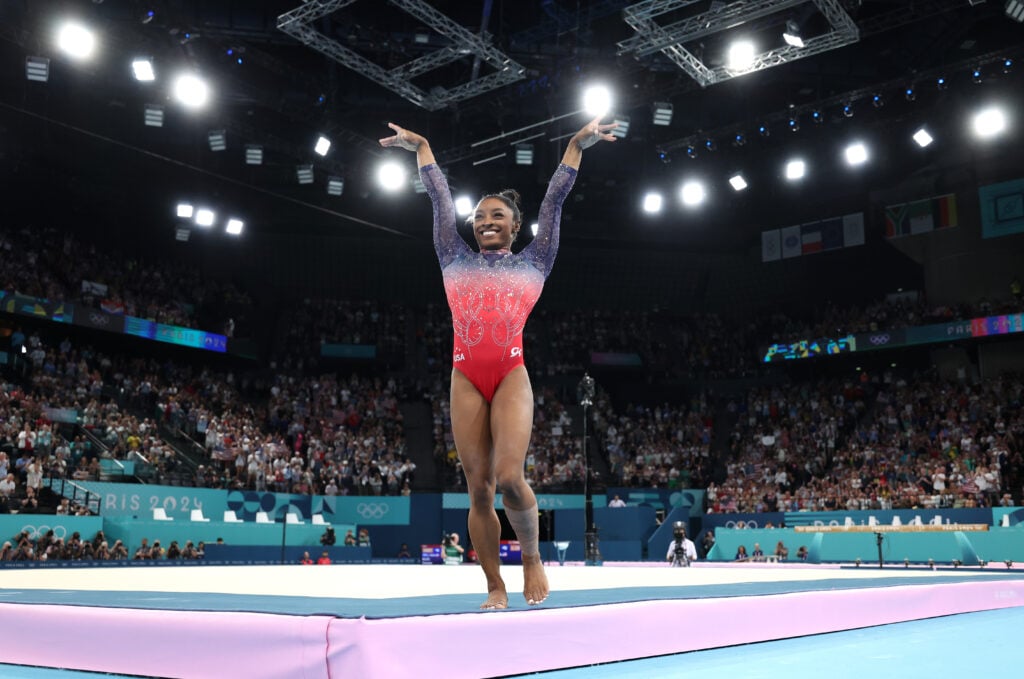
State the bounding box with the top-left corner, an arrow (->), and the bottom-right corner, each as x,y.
666,521 -> 697,567
320,526 -> 336,547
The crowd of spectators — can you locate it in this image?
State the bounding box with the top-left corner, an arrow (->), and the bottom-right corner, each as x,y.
0,529 -> 207,562
279,298 -> 407,372
709,371 -> 1024,513
1,225 -> 251,336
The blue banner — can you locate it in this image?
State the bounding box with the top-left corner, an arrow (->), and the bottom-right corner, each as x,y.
607,488 -> 705,511
0,515 -> 104,542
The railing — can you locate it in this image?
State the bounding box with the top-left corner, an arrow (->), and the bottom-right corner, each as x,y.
45,478 -> 101,514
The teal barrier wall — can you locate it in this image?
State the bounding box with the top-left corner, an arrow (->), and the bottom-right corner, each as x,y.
707,526 -> 1024,564
101,518 -> 345,553
0,515 -> 104,543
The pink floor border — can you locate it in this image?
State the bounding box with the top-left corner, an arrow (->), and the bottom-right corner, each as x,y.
2,579 -> 1023,678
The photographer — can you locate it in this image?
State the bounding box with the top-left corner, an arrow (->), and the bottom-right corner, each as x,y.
443,532 -> 465,565
320,526 -> 336,547
665,521 -> 697,567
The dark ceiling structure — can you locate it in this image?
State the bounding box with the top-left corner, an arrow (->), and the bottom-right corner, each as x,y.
1,0 -> 1022,255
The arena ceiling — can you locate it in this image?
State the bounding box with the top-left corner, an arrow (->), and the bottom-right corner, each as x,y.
1,0 -> 1022,254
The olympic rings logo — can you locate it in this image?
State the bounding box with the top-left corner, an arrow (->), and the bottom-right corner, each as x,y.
869,334 -> 891,345
21,524 -> 67,540
723,520 -> 759,529
356,502 -> 390,519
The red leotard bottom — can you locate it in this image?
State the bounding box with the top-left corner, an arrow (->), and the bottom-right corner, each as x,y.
452,345 -> 525,404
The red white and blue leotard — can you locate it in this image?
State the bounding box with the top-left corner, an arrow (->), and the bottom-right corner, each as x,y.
422,162 -> 577,402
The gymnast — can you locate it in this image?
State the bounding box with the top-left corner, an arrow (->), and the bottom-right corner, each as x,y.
379,115 -> 616,608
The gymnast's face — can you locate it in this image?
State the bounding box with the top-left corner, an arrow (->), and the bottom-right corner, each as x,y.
473,197 -> 520,251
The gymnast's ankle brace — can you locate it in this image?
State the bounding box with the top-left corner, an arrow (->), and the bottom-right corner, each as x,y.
505,504 -> 540,558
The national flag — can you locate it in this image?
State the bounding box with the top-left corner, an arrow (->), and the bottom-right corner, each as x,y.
761,230 -> 781,262
801,226 -> 823,254
819,218 -> 844,250
100,299 -> 125,315
781,225 -> 802,258
884,194 -> 958,238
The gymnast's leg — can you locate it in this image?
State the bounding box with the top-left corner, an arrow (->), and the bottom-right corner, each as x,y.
490,366 -> 548,605
449,368 -> 507,609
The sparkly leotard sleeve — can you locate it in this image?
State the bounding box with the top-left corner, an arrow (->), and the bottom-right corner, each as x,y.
422,162 -> 577,402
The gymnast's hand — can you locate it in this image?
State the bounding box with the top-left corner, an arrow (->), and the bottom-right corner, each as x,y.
379,123 -> 427,152
571,115 -> 618,150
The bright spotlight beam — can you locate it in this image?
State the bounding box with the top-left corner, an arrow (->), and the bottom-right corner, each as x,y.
913,128 -> 934,147
642,192 -> 663,213
173,73 -> 210,109
454,196 -> 473,217
845,142 -> 869,166
785,160 -> 806,181
57,22 -> 96,60
680,181 -> 706,207
377,162 -> 407,191
727,41 -> 756,71
973,107 -> 1007,138
582,85 -> 612,117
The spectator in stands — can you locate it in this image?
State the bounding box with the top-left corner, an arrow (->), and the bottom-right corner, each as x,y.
608,494 -> 626,507
796,546 -> 808,561
774,541 -> 789,561
320,526 -> 336,546
357,528 -> 371,548
300,551 -> 314,565
343,529 -> 356,546
735,545 -> 749,562
316,551 -> 332,565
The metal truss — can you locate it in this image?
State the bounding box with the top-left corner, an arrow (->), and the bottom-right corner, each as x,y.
277,0 -> 526,111
618,0 -> 859,88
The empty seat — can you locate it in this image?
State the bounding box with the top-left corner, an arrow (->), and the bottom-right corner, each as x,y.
223,510 -> 243,523
255,511 -> 272,524
153,508 -> 173,521
286,513 -> 302,525
190,509 -> 210,522
311,514 -> 326,525
892,516 -> 902,526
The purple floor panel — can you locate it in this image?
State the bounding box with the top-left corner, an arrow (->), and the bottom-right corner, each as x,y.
3,577 -> 1024,678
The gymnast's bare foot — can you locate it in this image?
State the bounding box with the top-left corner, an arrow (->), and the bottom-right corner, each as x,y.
522,554 -> 549,605
481,577 -> 508,610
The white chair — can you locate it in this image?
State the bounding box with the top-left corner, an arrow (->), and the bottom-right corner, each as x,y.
892,516 -> 902,527
286,513 -> 302,525
190,509 -> 210,522
843,517 -> 854,528
256,511 -> 272,524
223,510 -> 243,523
311,514 -> 326,525
929,515 -> 943,526
1001,514 -> 1010,528
867,516 -> 878,527
153,508 -> 173,521
912,515 -> 924,526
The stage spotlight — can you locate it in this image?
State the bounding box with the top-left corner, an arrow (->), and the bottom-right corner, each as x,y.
729,174 -> 748,191
788,116 -> 800,132
612,116 -> 630,139
680,181 -> 706,207
973,107 -> 1006,138
132,58 -> 155,82
175,228 -> 190,242
144,103 -> 164,127
173,73 -> 209,109
327,176 -> 344,196
1003,58 -> 1014,73
25,56 -> 49,82
652,102 -> 673,126
936,76 -> 948,91
195,208 -> 215,227
531,222 -> 539,236
842,103 -> 854,118
785,159 -> 806,180
845,142 -> 868,166
905,87 -> 916,102
912,128 -> 934,147
454,196 -> 473,217
758,124 -> 770,137
658,149 -> 671,164
812,110 -> 824,124
727,40 -> 756,71
314,135 -> 331,156
686,145 -> 698,159
582,85 -> 612,117
1007,1 -> 1024,21
704,138 -> 717,152
642,192 -> 663,214
296,164 -> 314,185
783,20 -> 805,48
207,130 -> 226,152
378,162 -> 407,191
515,144 -> 534,165
872,93 -> 884,108
176,203 -> 194,218
972,67 -> 983,84
732,133 -> 747,147
226,219 -> 244,236
245,144 -> 263,165
57,22 -> 96,60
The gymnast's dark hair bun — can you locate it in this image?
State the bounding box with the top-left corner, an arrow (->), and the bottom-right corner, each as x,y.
498,189 -> 522,210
